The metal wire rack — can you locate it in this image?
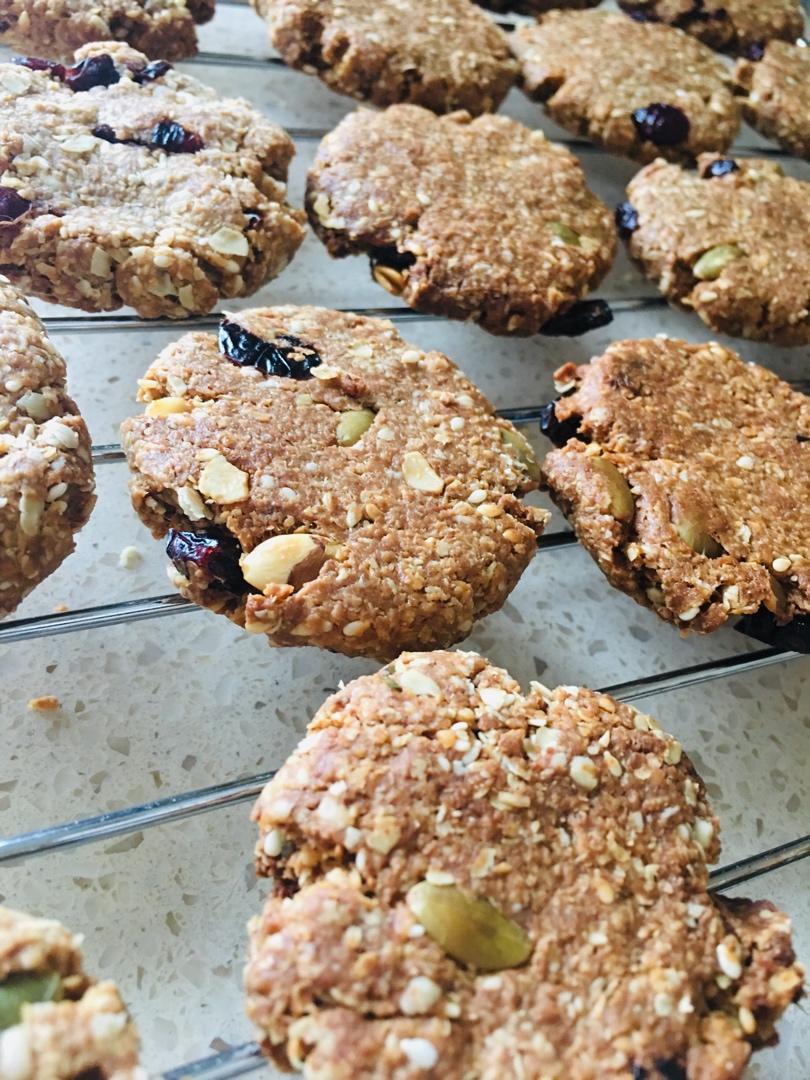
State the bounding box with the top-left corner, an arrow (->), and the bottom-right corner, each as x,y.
1,8 -> 809,1079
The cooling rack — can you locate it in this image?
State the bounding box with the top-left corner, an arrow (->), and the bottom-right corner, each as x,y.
1,2 -> 809,1077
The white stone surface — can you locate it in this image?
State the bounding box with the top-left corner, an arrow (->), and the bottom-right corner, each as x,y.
0,3 -> 808,1076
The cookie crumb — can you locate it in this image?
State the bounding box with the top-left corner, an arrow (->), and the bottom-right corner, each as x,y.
118,544 -> 143,569
28,695 -> 61,711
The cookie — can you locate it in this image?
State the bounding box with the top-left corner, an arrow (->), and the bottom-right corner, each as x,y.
621,154 -> 810,345
0,905 -> 143,1079
512,10 -> 740,164
307,106 -> 616,337
0,0 -> 213,62
0,279 -> 95,619
617,0 -> 804,56
246,649 -> 804,1078
541,337 -> 810,637
735,42 -> 810,161
251,0 -> 516,116
121,307 -> 549,660
0,42 -> 306,319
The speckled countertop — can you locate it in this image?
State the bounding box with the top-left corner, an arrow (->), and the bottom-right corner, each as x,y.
0,3 -> 808,1078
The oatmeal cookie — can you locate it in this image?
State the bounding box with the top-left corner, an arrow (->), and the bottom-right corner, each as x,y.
0,278 -> 95,619
0,42 -> 305,319
617,0 -> 804,56
251,0 -> 516,116
0,905 -> 142,1079
512,10 -> 740,164
307,106 -> 616,337
621,154 -> 810,345
121,307 -> 548,660
0,0 -> 214,62
540,337 -> 810,636
246,649 -> 804,1079
735,42 -> 810,161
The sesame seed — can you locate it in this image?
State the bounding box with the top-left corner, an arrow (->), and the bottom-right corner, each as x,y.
772,556 -> 792,573
736,454 -> 755,470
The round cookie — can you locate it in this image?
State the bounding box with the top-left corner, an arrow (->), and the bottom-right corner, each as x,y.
250,0 -> 516,116
306,106 -> 616,337
0,42 -> 305,318
617,0 -> 804,56
0,278 -> 95,619
0,0 -> 213,62
540,337 -> 810,635
621,154 -> 810,346
735,42 -> 810,161
0,905 -> 143,1079
512,10 -> 740,164
246,649 -> 804,1078
121,307 -> 549,660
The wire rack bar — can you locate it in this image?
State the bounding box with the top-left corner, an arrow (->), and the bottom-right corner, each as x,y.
160,829 -> 810,1079
0,645 -> 801,865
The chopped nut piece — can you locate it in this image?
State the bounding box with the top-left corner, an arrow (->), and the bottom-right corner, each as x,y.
145,396 -> 191,418
402,451 -> 444,494
197,453 -> 249,504
207,226 -> 250,257
240,534 -> 325,592
372,265 -> 406,296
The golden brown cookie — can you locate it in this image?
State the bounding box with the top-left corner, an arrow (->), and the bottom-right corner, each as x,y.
512,10 -> 740,163
251,0 -> 516,115
0,905 -> 143,1080
541,337 -> 810,636
307,106 -> 616,337
621,154 -> 810,345
735,42 -> 810,161
0,42 -> 305,318
617,0 -> 804,56
246,649 -> 804,1078
121,307 -> 548,661
0,0 -> 213,62
0,278 -> 95,619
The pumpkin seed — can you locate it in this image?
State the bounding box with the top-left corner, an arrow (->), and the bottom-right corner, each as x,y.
591,458 -> 634,521
0,972 -> 63,1030
693,244 -> 743,281
548,221 -> 581,246
675,517 -> 723,558
336,409 -> 375,446
501,429 -> 541,481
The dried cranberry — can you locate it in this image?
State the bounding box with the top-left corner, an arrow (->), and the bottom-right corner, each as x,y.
166,528 -> 247,594
92,124 -> 118,143
798,434 -> 810,443
631,1068 -> 649,1080
541,299 -> 613,337
148,120 -> 203,154
615,201 -> 639,238
0,187 -> 31,224
13,55 -> 65,77
539,401 -> 584,448
701,158 -> 739,179
654,1061 -> 687,1080
622,7 -> 659,21
64,54 -> 120,91
218,319 -> 322,379
743,40 -> 765,61
132,59 -> 172,84
632,103 -> 690,147
369,246 -> 416,272
244,208 -> 262,227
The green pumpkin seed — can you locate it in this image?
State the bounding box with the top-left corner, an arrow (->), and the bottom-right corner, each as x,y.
336,409 -> 375,447
693,244 -> 743,281
675,517 -> 723,558
590,458 -> 634,522
0,971 -> 63,1030
501,429 -> 541,481
548,221 -> 581,246
765,575 -> 787,615
407,881 -> 532,971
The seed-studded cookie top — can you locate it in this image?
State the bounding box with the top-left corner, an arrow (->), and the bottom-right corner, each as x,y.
0,0 -> 214,62
246,650 -> 803,1078
252,0 -> 516,116
0,42 -> 305,318
122,306 -> 548,660
617,0 -> 804,56
623,155 -> 810,345
0,277 -> 95,619
0,906 -> 143,1080
307,106 -> 616,337
735,42 -> 810,161
512,11 -> 739,164
541,337 -> 810,634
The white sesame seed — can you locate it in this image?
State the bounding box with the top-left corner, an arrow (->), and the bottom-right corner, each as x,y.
400,1038 -> 439,1069
772,556 -> 792,573
426,869 -> 455,885
716,940 -> 742,980
399,976 -> 442,1016
736,454 -> 755,470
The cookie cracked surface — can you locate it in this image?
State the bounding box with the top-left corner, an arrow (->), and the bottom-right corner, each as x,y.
541,337 -> 810,635
0,278 -> 95,619
122,306 -> 548,660
0,42 -> 305,318
623,154 -> 810,345
0,905 -> 142,1080
307,106 -> 616,337
246,649 -> 804,1079
0,0 -> 214,62
251,0 -> 516,116
512,10 -> 739,164
735,42 -> 810,161
617,0 -> 804,56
